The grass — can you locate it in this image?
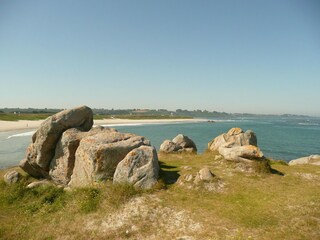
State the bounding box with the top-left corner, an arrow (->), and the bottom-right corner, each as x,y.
75,187 -> 102,213
0,153 -> 319,239
0,113 -> 52,121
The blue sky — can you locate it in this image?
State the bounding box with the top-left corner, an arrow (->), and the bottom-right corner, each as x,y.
0,0 -> 319,116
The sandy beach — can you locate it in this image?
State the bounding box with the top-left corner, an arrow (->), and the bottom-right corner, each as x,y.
0,118 -> 207,132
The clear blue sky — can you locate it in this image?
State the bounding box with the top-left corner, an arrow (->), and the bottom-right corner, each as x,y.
1,0 -> 319,116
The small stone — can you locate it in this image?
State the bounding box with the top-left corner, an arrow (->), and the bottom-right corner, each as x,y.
176,236 -> 195,240
26,180 -> 51,189
4,170 -> 20,184
182,166 -> 192,171
194,168 -> 215,184
185,174 -> 193,182
198,168 -> 215,181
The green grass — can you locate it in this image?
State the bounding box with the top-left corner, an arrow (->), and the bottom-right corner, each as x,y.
0,113 -> 52,121
75,187 -> 102,213
0,154 -> 319,239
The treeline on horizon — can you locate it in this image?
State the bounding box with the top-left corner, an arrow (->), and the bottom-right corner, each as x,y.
0,107 -> 310,118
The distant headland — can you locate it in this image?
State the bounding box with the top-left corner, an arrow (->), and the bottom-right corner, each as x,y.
0,107 -> 314,121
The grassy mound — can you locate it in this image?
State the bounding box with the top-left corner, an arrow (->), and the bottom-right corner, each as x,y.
1,153 -> 319,239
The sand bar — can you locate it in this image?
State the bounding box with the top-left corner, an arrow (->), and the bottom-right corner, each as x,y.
0,118 -> 207,132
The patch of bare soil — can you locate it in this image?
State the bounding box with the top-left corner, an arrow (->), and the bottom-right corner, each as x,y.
86,195 -> 202,239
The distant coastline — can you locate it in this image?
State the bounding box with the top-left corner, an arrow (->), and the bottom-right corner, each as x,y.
1,107 -> 315,119
0,118 -> 208,132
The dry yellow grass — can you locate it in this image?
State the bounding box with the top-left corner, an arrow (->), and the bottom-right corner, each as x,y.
1,153 -> 320,239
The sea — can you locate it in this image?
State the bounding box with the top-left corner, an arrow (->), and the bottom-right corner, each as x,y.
1,117 -> 319,169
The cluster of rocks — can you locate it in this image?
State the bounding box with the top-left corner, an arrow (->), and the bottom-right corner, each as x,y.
206,127 -> 270,173
208,127 -> 264,162
18,106 -> 159,189
159,134 -> 197,153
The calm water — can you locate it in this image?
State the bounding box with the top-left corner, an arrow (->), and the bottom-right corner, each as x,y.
0,117 -> 319,169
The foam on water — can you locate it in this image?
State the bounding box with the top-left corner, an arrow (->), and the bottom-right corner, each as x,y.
99,121 -> 194,127
100,123 -> 145,127
298,123 -> 319,126
7,131 -> 35,139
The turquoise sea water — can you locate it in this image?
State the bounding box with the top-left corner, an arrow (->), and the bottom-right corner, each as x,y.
0,117 -> 319,169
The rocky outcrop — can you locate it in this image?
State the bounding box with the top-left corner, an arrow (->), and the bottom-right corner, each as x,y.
113,146 -> 159,189
19,105 -> 93,178
160,134 -> 197,153
4,170 -> 20,184
49,126 -> 108,185
288,155 -> 320,166
208,128 -> 264,162
68,130 -> 151,187
208,128 -> 257,151
18,106 -> 159,189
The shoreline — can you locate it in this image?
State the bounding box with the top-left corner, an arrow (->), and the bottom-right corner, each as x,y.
0,118 -> 207,132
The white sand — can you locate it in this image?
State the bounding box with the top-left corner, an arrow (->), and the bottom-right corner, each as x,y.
0,120 -> 44,132
0,118 -> 207,132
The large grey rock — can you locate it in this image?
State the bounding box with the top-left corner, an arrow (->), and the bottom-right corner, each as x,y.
172,134 -> 197,152
159,140 -> 182,153
4,170 -> 20,184
289,155 -> 320,166
68,131 -> 150,187
208,128 -> 257,151
219,145 -> 264,162
160,134 -> 197,153
208,128 -> 263,162
49,126 -> 111,185
19,106 -> 93,178
113,146 -> 159,189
